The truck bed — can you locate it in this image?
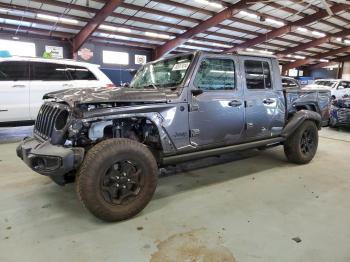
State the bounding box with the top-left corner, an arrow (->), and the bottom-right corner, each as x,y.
285,88 -> 331,125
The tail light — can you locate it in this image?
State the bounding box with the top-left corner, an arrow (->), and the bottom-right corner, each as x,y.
106,83 -> 115,89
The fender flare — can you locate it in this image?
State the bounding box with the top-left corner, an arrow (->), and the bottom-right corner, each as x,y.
281,110 -> 322,138
82,112 -> 177,154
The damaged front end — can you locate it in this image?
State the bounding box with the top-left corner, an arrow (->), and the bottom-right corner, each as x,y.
16,87 -> 178,185
16,102 -> 85,185
329,97 -> 350,127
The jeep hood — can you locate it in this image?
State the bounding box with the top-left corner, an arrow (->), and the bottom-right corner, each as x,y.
43,87 -> 170,107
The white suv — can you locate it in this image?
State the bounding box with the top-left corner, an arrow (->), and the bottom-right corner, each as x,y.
0,57 -> 113,124
304,79 -> 350,99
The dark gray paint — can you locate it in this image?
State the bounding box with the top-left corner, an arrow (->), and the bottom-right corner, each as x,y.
17,51 -> 329,180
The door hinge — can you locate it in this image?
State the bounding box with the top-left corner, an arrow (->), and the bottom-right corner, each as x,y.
245,123 -> 254,130
190,129 -> 200,137
189,103 -> 199,112
244,101 -> 247,108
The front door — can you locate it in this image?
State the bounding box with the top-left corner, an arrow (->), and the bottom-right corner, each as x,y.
0,61 -> 30,122
242,58 -> 285,139
189,56 -> 245,147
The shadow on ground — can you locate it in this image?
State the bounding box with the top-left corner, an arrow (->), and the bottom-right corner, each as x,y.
0,126 -> 33,143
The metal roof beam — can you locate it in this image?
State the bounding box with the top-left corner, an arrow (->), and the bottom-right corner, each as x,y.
154,0 -> 251,59
25,0 -> 328,53
225,3 -> 349,53
282,46 -> 350,72
277,28 -> 350,57
72,0 -> 123,52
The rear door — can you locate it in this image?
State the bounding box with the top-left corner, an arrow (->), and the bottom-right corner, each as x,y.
29,62 -> 71,119
189,55 -> 245,147
0,61 -> 30,122
242,58 -> 285,139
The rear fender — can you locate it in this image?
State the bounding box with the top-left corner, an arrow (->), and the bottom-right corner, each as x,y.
281,110 -> 322,138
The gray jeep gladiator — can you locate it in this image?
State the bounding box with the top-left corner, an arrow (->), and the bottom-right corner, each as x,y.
17,51 -> 330,221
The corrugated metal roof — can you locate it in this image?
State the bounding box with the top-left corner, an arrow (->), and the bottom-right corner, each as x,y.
0,0 -> 348,67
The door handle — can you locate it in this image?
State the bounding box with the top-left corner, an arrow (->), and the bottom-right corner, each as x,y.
62,84 -> 73,88
12,84 -> 26,88
0,109 -> 9,112
263,98 -> 275,105
228,100 -> 242,107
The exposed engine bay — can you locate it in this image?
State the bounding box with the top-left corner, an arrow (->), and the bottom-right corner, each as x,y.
69,117 -> 162,151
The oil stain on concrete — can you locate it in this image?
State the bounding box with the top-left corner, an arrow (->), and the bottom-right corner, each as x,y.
150,228 -> 236,262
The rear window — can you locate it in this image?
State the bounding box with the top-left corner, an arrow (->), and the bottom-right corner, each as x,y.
31,62 -> 70,81
65,65 -> 97,80
244,60 -> 272,90
314,80 -> 336,87
339,81 -> 350,89
282,78 -> 300,89
0,61 -> 29,81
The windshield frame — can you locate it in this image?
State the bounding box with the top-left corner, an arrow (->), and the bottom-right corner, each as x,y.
130,52 -> 196,91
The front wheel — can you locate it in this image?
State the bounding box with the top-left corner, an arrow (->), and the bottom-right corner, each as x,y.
284,120 -> 319,164
76,138 -> 158,222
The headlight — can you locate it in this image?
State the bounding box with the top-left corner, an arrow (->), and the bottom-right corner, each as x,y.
68,120 -> 83,137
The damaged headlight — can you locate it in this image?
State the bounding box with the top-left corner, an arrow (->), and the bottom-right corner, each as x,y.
68,120 -> 84,137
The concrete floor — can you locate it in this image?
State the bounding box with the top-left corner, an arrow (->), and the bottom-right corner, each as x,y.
0,127 -> 350,262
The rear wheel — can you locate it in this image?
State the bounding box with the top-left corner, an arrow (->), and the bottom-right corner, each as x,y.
284,120 -> 318,164
76,138 -> 158,222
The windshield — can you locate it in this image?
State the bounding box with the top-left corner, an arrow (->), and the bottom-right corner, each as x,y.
130,54 -> 193,89
314,80 -> 336,87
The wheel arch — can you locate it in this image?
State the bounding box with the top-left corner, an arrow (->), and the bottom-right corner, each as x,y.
84,112 -> 176,154
294,102 -> 320,114
282,110 -> 322,138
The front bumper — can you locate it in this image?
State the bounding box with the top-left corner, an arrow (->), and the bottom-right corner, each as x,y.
16,137 -> 84,185
330,108 -> 350,126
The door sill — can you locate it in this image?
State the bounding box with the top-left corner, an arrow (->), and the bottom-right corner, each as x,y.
161,137 -> 285,165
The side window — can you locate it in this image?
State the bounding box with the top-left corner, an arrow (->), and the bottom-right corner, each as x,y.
339,81 -> 350,89
66,65 -> 97,80
0,61 -> 28,81
31,62 -> 70,81
194,58 -> 235,91
244,60 -> 272,89
282,79 -> 298,89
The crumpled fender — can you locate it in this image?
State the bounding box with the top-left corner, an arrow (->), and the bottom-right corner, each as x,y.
281,110 -> 322,138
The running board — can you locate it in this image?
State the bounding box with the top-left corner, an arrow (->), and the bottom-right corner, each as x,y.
161,137 -> 285,165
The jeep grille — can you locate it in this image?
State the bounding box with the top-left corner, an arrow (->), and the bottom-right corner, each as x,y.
34,103 -> 69,140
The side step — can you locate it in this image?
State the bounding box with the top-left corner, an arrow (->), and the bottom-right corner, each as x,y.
161,137 -> 285,165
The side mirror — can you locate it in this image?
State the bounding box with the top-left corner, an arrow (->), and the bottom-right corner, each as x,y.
191,89 -> 203,96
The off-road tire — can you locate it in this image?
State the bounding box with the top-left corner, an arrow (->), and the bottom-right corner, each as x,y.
76,138 -> 158,222
284,120 -> 318,164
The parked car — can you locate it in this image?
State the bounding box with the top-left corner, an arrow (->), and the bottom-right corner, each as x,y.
329,96 -> 350,127
304,79 -> 350,99
282,76 -> 301,89
0,57 -> 113,125
17,51 -> 329,221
